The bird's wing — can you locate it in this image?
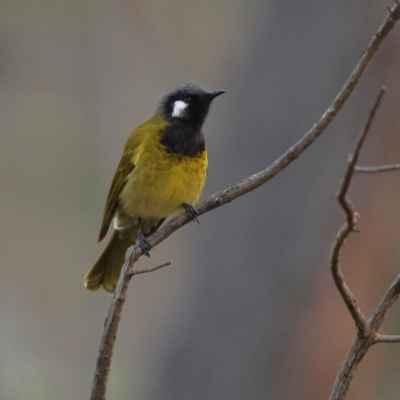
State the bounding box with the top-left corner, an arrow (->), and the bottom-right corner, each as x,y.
98,150 -> 135,242
97,114 -> 166,242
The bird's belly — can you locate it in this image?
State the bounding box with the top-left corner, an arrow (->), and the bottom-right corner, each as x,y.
120,153 -> 207,219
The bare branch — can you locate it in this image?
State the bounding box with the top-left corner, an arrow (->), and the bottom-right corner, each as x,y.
330,88 -> 386,337
355,164 -> 400,173
374,334 -> 400,344
127,261 -> 173,277
330,273 -> 400,400
328,89 -> 388,400
328,87 -> 400,399
369,272 -> 400,330
90,5 -> 400,400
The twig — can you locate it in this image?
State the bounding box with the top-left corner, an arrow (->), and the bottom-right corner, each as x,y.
330,88 -> 386,338
89,4 -> 400,400
374,334 -> 400,344
127,261 -> 172,276
355,164 -> 400,173
368,272 -> 400,330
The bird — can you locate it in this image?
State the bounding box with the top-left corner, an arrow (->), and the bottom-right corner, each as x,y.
84,82 -> 225,293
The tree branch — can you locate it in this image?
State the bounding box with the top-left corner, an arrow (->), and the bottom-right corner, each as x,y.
89,4 -> 400,400
330,88 -> 386,338
329,85 -> 400,399
328,88 -> 386,400
330,272 -> 400,400
369,272 -> 400,330
126,260 -> 172,277
355,164 -> 400,173
374,334 -> 400,344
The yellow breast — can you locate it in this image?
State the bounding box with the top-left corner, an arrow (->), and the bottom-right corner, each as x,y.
120,132 -> 208,219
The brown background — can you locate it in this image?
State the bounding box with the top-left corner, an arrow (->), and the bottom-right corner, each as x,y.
1,0 -> 400,399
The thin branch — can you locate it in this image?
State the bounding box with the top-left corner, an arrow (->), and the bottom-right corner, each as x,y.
374,334 -> 400,344
330,273 -> 400,400
369,272 -> 400,329
328,88 -> 386,400
127,260 -> 172,276
90,4 -> 400,400
355,164 -> 400,173
330,88 -> 386,338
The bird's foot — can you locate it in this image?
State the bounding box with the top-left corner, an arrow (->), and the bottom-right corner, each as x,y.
182,203 -> 199,224
137,229 -> 154,257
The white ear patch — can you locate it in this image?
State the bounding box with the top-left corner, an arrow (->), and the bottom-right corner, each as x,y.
172,100 -> 188,117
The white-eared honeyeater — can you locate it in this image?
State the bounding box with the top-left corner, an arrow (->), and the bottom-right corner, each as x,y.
84,83 -> 225,293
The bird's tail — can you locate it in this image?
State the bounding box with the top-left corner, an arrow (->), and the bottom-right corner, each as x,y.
84,232 -> 133,293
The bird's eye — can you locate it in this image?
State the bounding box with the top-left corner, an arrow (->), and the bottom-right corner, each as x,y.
183,97 -> 192,103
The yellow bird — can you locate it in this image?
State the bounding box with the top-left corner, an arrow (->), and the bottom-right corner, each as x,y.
84,83 -> 225,293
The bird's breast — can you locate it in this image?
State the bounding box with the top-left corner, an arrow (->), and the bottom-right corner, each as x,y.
120,140 -> 207,219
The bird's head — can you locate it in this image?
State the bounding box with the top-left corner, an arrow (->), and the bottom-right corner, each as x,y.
158,82 -> 225,127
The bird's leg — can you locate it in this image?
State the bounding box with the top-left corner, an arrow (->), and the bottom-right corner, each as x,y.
182,203 -> 199,224
137,229 -> 154,257
137,219 -> 154,257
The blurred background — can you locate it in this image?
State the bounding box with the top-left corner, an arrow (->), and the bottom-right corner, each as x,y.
1,0 -> 400,399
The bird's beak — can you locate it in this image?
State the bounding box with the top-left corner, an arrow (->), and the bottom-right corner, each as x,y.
208,90 -> 226,99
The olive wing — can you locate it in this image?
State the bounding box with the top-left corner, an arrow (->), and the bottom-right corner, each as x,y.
97,114 -> 165,242
98,151 -> 135,242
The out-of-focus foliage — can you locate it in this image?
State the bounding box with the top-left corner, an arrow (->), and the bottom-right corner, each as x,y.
1,1 -> 400,399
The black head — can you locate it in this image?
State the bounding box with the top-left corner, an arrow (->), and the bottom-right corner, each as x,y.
158,82 -> 225,127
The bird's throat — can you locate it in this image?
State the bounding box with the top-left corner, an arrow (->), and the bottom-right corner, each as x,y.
160,122 -> 205,158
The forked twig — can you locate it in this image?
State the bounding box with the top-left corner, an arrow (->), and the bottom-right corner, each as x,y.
329,88 -> 400,400
330,88 -> 386,338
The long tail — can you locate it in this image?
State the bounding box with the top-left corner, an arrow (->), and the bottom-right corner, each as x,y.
84,232 -> 133,293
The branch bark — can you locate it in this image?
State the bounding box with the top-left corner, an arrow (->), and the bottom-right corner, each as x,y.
89,4 -> 400,399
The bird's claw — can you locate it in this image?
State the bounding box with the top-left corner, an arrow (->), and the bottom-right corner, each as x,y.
137,229 -> 154,257
182,203 -> 200,224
